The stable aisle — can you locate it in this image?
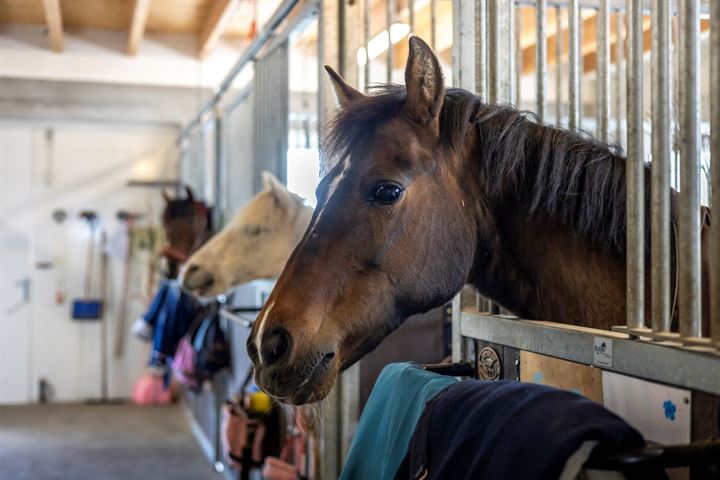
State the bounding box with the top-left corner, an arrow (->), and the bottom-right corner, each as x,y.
0,402 -> 216,480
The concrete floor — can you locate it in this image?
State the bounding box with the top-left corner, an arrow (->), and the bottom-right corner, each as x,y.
0,402 -> 218,480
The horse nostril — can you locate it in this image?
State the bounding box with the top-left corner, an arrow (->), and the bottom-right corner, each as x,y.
182,265 -> 214,291
261,328 -> 292,367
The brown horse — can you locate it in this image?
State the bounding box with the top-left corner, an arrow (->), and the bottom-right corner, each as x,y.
161,186 -> 212,279
247,36 -> 712,405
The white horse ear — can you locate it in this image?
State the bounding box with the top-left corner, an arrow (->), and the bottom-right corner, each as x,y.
262,171 -> 293,210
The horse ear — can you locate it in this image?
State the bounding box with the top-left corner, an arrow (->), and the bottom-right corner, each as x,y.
262,171 -> 293,210
185,186 -> 195,203
324,65 -> 365,108
162,190 -> 171,203
404,35 -> 445,128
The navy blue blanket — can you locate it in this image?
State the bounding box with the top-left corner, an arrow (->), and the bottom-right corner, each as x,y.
395,380 -> 649,480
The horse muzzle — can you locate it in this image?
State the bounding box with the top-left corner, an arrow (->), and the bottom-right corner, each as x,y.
248,333 -> 339,405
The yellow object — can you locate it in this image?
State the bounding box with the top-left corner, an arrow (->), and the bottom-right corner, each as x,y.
246,391 -> 272,414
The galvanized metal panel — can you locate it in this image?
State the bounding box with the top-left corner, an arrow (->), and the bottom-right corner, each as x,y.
460,311 -> 720,396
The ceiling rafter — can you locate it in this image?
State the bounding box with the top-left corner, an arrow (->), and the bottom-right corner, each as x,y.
41,0 -> 63,53
127,0 -> 151,56
197,0 -> 241,59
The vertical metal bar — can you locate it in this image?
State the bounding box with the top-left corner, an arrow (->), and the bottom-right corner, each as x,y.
387,0 -> 395,84
651,0 -> 671,333
452,294 -> 465,362
597,0 -> 610,142
409,0 -> 415,33
489,0 -> 512,103
363,0 -> 370,92
568,0 -> 580,130
214,110 -> 225,227
672,14 -> 680,190
515,3 -> 522,108
430,0 -> 437,51
555,6 -> 562,125
615,10 -> 623,144
453,0 -> 477,91
536,0 -> 547,121
711,0 -> 720,346
476,0 -> 488,99
508,1 -> 516,105
578,5 -> 583,129
626,0 -> 645,330
678,0 -> 702,339
489,0 -> 499,102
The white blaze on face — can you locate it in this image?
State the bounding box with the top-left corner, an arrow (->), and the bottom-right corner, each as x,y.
254,299 -> 276,359
306,156 -> 351,236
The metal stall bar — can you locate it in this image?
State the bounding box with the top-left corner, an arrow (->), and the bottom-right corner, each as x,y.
254,42 -> 289,190
516,3 -> 522,108
488,0 -> 513,104
650,0 -> 671,333
625,0 -> 645,331
363,0 -> 370,92
409,0 -> 415,33
431,0 -> 437,51
712,0 -> 720,346
615,10 -> 623,144
568,0 -> 580,130
453,0 -> 477,92
387,0 -> 395,84
536,0 -> 547,120
213,110 -> 226,227
678,0 -> 702,339
596,0 -> 610,141
508,2 -> 516,105
556,6 -> 563,125
476,0 -> 488,99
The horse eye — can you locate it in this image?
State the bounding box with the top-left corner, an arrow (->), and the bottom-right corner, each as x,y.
370,184 -> 403,204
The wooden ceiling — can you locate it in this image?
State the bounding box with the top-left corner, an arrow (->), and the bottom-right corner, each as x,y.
0,0 -> 280,57
1,1 -> 710,71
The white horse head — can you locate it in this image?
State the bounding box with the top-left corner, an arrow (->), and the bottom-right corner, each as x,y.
181,172 -> 313,297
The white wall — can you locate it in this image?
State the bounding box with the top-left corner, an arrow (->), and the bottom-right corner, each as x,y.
0,24 -> 252,90
0,119 -> 178,403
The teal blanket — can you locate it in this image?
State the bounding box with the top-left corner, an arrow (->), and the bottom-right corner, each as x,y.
340,362 -> 458,480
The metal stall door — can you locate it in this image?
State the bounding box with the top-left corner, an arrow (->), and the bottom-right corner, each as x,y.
253,40 -> 290,193
224,87 -> 256,216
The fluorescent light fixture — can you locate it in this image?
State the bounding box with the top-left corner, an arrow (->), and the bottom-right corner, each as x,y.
357,23 -> 411,66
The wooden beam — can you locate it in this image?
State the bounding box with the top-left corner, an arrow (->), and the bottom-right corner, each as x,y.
41,0 -> 63,53
197,0 -> 241,59
127,0 -> 151,56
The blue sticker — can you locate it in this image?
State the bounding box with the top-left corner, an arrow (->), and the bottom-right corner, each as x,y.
569,388 -> 582,396
532,371 -> 544,383
663,400 -> 677,421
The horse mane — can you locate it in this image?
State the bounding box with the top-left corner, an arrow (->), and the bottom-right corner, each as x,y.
324,84 -> 649,254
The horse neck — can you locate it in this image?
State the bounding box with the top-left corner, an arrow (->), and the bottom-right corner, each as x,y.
460,128 -> 627,330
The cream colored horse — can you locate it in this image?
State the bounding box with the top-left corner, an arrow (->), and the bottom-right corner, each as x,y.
181,172 -> 313,297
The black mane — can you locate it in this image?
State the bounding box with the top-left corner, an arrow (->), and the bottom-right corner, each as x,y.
325,84 -> 647,254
